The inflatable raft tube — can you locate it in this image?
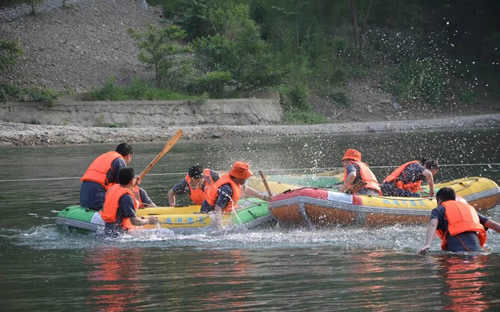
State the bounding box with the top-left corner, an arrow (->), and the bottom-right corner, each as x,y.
270,177 -> 499,228
56,198 -> 274,234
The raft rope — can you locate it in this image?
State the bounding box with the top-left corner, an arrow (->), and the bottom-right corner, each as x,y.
1,163 -> 499,183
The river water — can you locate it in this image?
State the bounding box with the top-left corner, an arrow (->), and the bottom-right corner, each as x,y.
1,129 -> 500,311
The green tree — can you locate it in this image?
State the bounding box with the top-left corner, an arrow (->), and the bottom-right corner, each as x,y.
192,1 -> 282,91
129,24 -> 191,87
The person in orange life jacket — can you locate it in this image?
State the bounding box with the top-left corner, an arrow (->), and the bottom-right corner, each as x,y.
200,161 -> 270,228
101,167 -> 158,237
418,187 -> 500,254
80,143 -> 134,211
381,159 -> 439,197
167,165 -> 220,206
133,185 -> 156,208
339,148 -> 382,195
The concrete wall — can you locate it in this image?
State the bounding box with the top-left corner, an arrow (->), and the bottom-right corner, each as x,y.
0,98 -> 283,126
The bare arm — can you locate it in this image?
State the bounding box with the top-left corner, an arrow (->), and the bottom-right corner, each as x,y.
418,218 -> 438,255
213,204 -> 224,229
485,219 -> 500,232
243,185 -> 271,201
130,216 -> 158,226
167,188 -> 176,206
343,172 -> 357,192
423,169 -> 435,197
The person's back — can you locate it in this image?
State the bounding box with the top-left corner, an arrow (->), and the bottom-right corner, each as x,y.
80,143 -> 133,211
381,159 -> 438,197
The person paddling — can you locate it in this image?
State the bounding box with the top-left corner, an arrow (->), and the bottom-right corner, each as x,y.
100,167 -> 158,237
167,165 -> 220,206
418,187 -> 500,254
200,161 -> 270,228
339,148 -> 381,195
80,143 -> 133,211
381,159 -> 438,197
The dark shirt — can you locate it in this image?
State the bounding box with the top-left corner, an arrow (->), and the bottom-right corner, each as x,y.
345,163 -> 361,185
138,187 -> 153,206
200,183 -> 233,213
104,193 -> 136,237
108,157 -> 127,184
430,204 -> 489,252
171,169 -> 220,195
398,163 -> 425,183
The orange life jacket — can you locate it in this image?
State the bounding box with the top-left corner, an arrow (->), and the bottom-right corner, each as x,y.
436,200 -> 487,250
206,174 -> 242,213
100,184 -> 138,230
344,161 -> 381,195
186,169 -> 216,205
383,160 -> 423,193
80,151 -> 123,190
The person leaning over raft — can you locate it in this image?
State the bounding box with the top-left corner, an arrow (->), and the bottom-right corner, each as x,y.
339,148 -> 382,195
167,165 -> 219,206
381,159 -> 439,197
200,161 -> 270,227
80,143 -> 133,211
134,185 -> 156,209
418,187 -> 500,254
100,167 -> 158,237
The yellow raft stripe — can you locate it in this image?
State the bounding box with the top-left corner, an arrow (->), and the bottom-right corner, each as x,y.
359,195 -> 437,210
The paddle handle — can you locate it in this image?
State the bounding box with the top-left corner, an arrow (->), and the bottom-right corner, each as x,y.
258,170 -> 273,198
139,129 -> 183,181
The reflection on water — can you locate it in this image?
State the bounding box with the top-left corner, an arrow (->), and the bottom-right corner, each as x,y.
1,129 -> 500,311
437,255 -> 490,312
86,248 -> 145,312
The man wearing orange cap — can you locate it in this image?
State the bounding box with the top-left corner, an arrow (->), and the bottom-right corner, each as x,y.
340,148 -> 382,195
201,161 -> 270,227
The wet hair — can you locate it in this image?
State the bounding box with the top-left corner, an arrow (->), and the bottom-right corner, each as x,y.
436,187 -> 456,202
188,165 -> 203,178
421,158 -> 439,170
118,167 -> 135,185
116,143 -> 133,156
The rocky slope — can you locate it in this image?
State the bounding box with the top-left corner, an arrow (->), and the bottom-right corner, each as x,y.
0,0 -> 161,92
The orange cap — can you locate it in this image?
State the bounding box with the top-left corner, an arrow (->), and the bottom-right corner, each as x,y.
229,161 -> 253,179
342,148 -> 361,161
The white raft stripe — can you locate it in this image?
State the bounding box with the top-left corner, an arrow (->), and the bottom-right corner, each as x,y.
327,191 -> 353,204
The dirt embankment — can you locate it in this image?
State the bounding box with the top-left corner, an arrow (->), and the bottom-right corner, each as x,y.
1,113 -> 499,146
0,0 -> 161,92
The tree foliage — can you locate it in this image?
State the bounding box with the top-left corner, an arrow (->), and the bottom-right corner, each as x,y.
128,24 -> 191,88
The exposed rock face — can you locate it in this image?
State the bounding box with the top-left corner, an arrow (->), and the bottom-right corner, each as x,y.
0,0 -> 161,92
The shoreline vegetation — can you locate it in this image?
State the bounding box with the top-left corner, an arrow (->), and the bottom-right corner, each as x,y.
1,113 -> 499,146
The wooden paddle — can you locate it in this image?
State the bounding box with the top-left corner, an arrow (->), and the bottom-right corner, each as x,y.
258,170 -> 273,198
138,129 -> 183,181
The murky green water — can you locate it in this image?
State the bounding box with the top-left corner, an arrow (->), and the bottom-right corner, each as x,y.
1,129 -> 500,311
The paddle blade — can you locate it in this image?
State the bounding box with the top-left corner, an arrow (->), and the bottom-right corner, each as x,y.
139,129 -> 183,180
